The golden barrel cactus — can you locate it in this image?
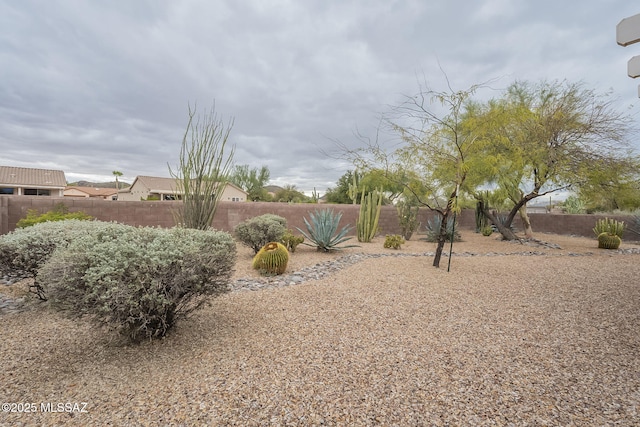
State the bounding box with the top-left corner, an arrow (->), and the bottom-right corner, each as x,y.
597,232 -> 621,250
252,242 -> 289,275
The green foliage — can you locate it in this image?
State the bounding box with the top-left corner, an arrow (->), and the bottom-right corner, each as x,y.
0,220 -> 124,300
281,229 -> 304,253
593,218 -> 625,238
396,200 -> 419,240
424,216 -> 461,242
252,242 -> 289,275
383,234 -> 405,250
273,184 -> 309,203
39,226 -> 236,342
357,188 -> 382,242
169,103 -> 235,230
597,232 -> 621,249
562,195 -> 586,214
16,203 -> 93,228
296,208 -> 357,252
234,214 -> 287,254
229,164 -> 271,201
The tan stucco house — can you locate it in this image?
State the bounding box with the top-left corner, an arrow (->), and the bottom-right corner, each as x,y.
117,175 -> 248,202
0,166 -> 66,196
64,186 -> 119,200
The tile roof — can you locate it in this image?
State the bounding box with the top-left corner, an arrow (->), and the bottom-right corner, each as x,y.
121,175 -> 248,195
0,166 -> 67,188
65,186 -> 119,196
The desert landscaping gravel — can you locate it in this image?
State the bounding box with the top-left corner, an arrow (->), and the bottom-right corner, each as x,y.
1,232 -> 639,426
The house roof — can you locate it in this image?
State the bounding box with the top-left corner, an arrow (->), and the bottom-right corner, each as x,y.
0,166 -> 67,188
65,186 -> 119,197
119,175 -> 248,195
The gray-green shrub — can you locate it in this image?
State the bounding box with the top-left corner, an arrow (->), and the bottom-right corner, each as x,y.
234,214 -> 287,253
39,226 -> 236,342
0,220 -> 129,299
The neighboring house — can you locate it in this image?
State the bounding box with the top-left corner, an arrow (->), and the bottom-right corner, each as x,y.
0,165 -> 66,197
64,186 -> 119,200
117,175 -> 248,202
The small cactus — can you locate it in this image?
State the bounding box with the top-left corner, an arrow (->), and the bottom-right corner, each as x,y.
383,234 -> 405,250
252,242 -> 289,275
597,232 -> 621,250
481,226 -> 493,236
281,229 -> 304,253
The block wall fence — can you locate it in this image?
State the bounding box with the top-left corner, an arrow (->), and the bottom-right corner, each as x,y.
0,196 -> 637,240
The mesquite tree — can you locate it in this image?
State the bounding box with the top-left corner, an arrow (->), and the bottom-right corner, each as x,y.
169,103 -> 235,230
472,80 -> 636,240
344,80 -> 487,268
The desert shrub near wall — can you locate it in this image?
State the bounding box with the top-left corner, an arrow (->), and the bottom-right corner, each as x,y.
0,220 -> 129,299
234,214 -> 287,254
16,202 -> 93,228
39,226 -> 236,342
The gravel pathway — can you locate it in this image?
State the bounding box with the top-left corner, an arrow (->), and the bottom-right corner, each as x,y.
1,233 -> 639,426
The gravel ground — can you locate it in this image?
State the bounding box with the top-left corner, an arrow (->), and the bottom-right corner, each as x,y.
1,231 -> 639,426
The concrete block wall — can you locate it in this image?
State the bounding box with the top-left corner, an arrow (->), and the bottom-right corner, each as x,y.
0,196 -> 637,241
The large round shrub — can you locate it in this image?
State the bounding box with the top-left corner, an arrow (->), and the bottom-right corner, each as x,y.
234,214 -> 287,253
0,220 -> 130,299
39,226 -> 237,342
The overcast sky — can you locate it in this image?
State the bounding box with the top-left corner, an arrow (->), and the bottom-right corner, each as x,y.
1,0 -> 639,194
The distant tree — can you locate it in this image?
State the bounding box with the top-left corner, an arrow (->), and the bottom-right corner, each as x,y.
324,170 -> 362,204
169,103 -> 235,230
324,169 -> 401,204
274,184 -> 309,203
112,170 -> 123,190
229,165 -> 271,201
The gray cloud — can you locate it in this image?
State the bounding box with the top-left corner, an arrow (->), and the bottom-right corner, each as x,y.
1,0 -> 639,192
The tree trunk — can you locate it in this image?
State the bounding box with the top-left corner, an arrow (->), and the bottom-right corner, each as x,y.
518,205 -> 533,238
479,201 -> 519,241
433,234 -> 446,267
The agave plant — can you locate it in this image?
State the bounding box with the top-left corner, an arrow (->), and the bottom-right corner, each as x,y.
296,208 -> 357,252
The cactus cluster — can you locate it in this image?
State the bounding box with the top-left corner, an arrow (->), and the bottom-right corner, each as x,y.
252,242 -> 289,275
593,218 -> 625,250
357,188 -> 382,243
593,218 -> 625,238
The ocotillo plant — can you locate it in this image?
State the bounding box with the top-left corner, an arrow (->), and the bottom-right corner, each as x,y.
357,188 -> 382,242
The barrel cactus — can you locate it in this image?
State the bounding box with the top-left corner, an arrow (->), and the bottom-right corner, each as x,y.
252,242 -> 289,275
597,232 -> 621,250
